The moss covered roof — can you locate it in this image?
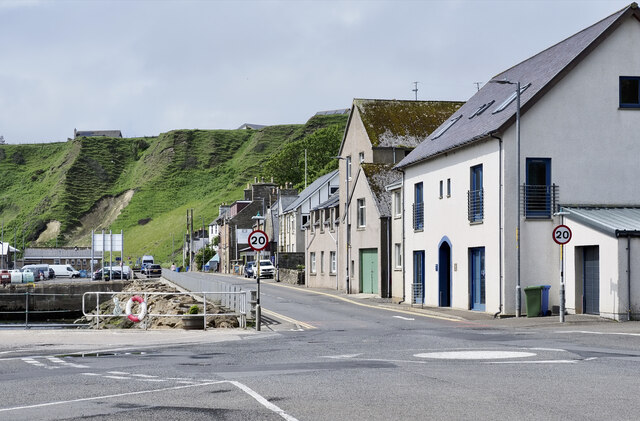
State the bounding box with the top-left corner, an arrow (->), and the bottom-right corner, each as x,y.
360,163 -> 401,217
354,99 -> 464,148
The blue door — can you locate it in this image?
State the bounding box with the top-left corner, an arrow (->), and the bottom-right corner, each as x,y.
438,240 -> 451,307
470,247 -> 485,311
583,246 -> 599,315
413,251 -> 425,304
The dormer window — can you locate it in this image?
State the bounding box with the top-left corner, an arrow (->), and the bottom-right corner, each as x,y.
620,76 -> 640,108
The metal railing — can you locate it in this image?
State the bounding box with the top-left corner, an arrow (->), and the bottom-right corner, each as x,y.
522,184 -> 559,218
467,189 -> 484,223
412,283 -> 423,307
161,269 -> 246,315
413,202 -> 424,230
82,290 -> 247,330
0,292 -> 89,329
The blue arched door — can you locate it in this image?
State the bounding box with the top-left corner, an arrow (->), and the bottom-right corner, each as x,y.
438,239 -> 451,307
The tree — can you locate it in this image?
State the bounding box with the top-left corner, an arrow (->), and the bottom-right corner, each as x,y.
194,245 -> 215,271
0,135 -> 5,144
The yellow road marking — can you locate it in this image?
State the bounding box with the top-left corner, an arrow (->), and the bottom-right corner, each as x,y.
261,308 -> 316,330
267,283 -> 462,322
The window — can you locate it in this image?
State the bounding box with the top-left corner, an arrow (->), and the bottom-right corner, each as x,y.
620,76 -> 640,108
357,198 -> 366,227
525,158 -> 554,218
301,214 -> 309,228
413,182 -> 424,230
320,251 -> 325,273
447,178 -> 451,197
468,164 -> 484,222
492,83 -> 531,114
439,180 -> 443,199
330,185 -> 339,195
394,243 -> 402,269
310,252 -> 316,273
468,100 -> 495,119
346,155 -> 352,180
330,251 -> 337,273
359,152 -> 365,163
431,115 -> 462,140
393,190 -> 401,217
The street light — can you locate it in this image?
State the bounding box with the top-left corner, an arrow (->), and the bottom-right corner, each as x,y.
333,156 -> 351,294
490,78 -> 522,317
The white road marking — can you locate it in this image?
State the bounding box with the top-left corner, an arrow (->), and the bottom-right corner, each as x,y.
81,373 -> 100,376
486,360 -> 578,364
559,330 -> 640,337
103,375 -> 130,380
46,357 -> 89,369
107,371 -> 130,375
0,380 -> 300,421
130,374 -> 158,378
414,351 -> 536,360
322,354 -> 361,359
393,316 -> 415,321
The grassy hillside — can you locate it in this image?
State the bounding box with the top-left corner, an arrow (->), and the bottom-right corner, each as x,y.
0,113 -> 348,265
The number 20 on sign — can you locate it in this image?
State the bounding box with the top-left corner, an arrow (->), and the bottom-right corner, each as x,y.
248,230 -> 269,251
552,225 -> 572,245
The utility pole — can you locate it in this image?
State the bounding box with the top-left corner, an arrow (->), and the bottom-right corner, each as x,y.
412,81 -> 419,100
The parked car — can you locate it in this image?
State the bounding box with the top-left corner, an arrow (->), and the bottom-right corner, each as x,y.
103,265 -> 131,280
253,259 -> 275,279
92,268 -> 124,281
244,261 -> 255,278
0,270 -> 10,285
143,264 -> 162,278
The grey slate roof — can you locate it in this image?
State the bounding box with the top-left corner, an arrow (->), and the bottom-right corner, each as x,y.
237,123 -> 267,130
565,207 -> 640,237
311,191 -> 340,211
314,109 -> 350,116
360,164 -> 402,218
396,3 -> 637,169
24,247 -> 93,258
283,170 -> 339,213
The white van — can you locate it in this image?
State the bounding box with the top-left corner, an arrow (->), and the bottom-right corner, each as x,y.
141,255 -> 154,270
50,264 -> 80,278
22,264 -> 52,280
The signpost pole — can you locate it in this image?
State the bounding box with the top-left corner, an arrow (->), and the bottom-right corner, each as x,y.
560,243 -> 565,323
256,249 -> 261,332
248,225 -> 267,332
553,223 -> 571,323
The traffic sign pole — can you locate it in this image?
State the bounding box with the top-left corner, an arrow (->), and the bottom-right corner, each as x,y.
553,225 -> 571,323
248,229 -> 269,332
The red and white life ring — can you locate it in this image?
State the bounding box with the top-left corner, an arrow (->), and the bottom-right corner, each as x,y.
125,295 -> 147,323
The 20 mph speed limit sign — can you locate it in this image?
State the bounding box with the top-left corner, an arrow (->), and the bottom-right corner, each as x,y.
248,230 -> 269,251
552,225 -> 572,245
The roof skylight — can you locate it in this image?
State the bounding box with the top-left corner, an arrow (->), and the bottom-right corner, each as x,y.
492,83 -> 531,114
469,100 -> 495,119
431,115 -> 462,140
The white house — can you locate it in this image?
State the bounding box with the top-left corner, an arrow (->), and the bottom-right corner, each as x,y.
396,3 -> 640,320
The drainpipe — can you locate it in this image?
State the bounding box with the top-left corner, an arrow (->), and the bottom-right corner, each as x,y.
386,216 -> 391,299
491,133 -> 503,318
628,236 -> 631,321
400,172 -> 406,304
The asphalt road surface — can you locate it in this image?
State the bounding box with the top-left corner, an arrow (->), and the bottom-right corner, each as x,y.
2,274 -> 640,420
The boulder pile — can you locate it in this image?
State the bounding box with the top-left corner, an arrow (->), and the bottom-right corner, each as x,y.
76,279 -> 240,329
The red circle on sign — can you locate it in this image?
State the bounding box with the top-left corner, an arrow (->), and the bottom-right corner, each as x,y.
248,230 -> 269,251
552,225 -> 572,245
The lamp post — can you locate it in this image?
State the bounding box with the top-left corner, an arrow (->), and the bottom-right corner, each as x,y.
491,78 -> 522,317
333,156 -> 350,294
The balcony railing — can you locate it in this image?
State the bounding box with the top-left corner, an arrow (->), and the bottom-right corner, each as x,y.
521,184 -> 559,218
467,189 -> 484,223
413,202 -> 424,230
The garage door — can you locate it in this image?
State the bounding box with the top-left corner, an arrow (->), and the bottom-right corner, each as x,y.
583,246 -> 599,315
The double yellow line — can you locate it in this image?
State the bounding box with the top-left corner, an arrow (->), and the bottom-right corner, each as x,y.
261,307 -> 316,330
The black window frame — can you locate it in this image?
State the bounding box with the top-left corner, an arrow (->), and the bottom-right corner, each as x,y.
620,76 -> 640,108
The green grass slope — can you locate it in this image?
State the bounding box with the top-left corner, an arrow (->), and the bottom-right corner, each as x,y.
0,113 -> 348,265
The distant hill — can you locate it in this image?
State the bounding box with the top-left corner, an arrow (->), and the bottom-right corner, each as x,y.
0,113 -> 348,265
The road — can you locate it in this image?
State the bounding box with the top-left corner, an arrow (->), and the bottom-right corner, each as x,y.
2,273 -> 640,420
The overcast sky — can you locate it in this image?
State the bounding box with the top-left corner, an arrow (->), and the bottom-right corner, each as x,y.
0,0 -> 627,143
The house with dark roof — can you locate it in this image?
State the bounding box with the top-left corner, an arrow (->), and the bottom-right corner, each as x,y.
74,129 -> 123,138
396,3 -> 640,320
337,99 -> 464,295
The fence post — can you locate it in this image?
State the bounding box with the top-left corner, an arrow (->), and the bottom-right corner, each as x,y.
25,291 -> 29,329
203,293 -> 208,331
96,293 -> 100,330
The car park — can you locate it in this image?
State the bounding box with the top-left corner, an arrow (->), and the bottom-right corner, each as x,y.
244,261 -> 255,278
253,259 -> 275,279
143,264 -> 162,278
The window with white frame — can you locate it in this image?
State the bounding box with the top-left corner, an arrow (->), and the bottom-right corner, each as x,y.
394,243 -> 402,269
357,198 -> 366,227
310,252 -> 316,273
393,190 -> 401,217
346,155 -> 352,180
330,251 -> 337,273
